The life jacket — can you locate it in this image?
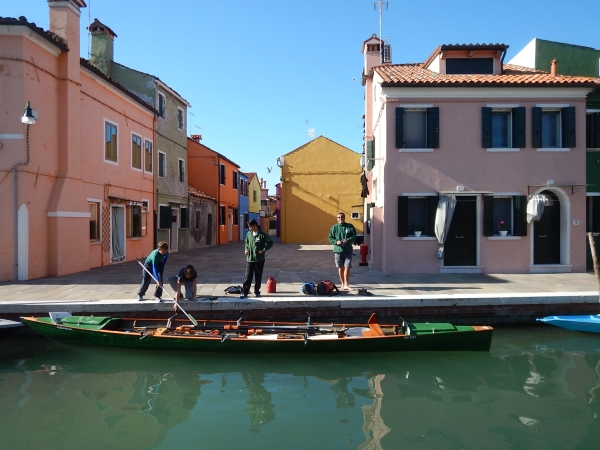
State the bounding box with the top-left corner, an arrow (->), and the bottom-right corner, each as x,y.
316,280 -> 339,296
266,276 -> 277,293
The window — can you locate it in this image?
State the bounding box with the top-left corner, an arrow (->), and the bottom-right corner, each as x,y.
397,196 -> 438,237
158,93 -> 166,118
586,112 -> 600,149
532,106 -> 575,149
366,138 -> 375,170
220,164 -> 226,185
482,107 -> 525,149
233,171 -> 238,190
144,140 -> 153,173
483,195 -> 527,236
261,199 -> 267,206
178,158 -> 185,182
177,108 -> 184,130
131,134 -> 142,169
89,201 -> 100,241
233,208 -> 238,225
219,205 -> 226,225
253,190 -> 257,202
244,212 -> 249,228
105,121 -> 118,162
195,211 -> 201,230
446,58 -> 494,75
127,204 -> 147,238
395,107 -> 439,149
180,207 -> 189,229
159,205 -> 171,229
587,196 -> 600,232
158,151 -> 166,178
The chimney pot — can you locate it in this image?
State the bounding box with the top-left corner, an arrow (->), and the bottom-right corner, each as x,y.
551,59 -> 558,76
190,134 -> 202,142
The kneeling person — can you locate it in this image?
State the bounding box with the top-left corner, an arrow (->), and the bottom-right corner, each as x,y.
168,265 -> 198,304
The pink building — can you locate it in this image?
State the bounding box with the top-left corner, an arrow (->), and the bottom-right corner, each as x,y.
362,35 -> 600,274
0,0 -> 156,281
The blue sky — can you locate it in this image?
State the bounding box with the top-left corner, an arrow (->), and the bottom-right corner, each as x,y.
5,0 -> 599,192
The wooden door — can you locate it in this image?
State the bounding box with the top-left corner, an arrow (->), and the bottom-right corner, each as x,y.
444,196 -> 477,266
534,191 -> 560,264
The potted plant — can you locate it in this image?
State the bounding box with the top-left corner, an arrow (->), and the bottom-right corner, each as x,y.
414,225 -> 423,237
498,220 -> 508,236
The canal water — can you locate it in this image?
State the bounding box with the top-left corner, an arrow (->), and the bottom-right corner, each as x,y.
1,326 -> 600,450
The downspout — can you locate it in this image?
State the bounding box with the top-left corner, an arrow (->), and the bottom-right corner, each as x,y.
13,123 -> 32,280
153,113 -> 158,248
217,155 -> 221,245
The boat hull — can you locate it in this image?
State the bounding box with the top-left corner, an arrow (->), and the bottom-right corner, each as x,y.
0,319 -> 24,339
537,315 -> 600,334
22,316 -> 493,353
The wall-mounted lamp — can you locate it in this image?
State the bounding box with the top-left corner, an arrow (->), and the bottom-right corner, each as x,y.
21,101 -> 36,125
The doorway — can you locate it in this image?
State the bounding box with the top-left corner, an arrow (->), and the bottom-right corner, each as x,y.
534,190 -> 560,264
110,205 -> 125,262
170,208 -> 179,252
444,196 -> 477,266
207,214 -> 213,245
228,207 -> 233,242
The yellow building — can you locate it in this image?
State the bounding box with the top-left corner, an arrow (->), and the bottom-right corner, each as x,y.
279,136 -> 363,244
246,172 -> 262,215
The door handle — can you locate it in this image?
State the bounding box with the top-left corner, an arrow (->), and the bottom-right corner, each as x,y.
539,235 -> 547,238
455,236 -> 464,239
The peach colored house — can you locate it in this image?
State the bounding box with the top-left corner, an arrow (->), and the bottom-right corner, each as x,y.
361,35 -> 600,274
187,136 -> 240,245
0,1 -> 156,281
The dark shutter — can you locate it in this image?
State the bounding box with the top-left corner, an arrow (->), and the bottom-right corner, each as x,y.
427,195 -> 439,236
513,195 -> 527,236
562,106 -> 576,148
366,139 -> 375,171
180,208 -> 189,229
395,107 -> 405,149
159,206 -> 171,229
512,107 -> 526,148
481,107 -> 492,148
594,113 -> 600,148
427,107 -> 439,148
593,197 -> 600,233
531,107 -> 542,148
483,196 -> 493,236
397,196 -> 408,237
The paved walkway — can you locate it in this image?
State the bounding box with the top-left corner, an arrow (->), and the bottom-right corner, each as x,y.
1,238 -> 599,316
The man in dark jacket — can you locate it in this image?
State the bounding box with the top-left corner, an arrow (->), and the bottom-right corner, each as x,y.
241,219 -> 274,298
328,212 -> 356,290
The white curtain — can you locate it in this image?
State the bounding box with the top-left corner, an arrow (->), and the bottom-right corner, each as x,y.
527,195 -> 547,223
434,195 -> 457,259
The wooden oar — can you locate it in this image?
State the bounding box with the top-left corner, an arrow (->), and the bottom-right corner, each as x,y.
137,259 -> 199,326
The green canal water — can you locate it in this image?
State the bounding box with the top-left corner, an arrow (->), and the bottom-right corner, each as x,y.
1,327 -> 600,450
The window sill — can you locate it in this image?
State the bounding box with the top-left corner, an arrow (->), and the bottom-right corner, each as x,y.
487,236 -> 521,240
129,237 -> 142,241
536,148 -> 570,152
402,236 -> 437,241
486,148 -> 521,152
90,240 -> 102,245
398,148 -> 434,153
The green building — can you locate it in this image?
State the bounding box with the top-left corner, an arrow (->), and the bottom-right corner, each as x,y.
89,20 -> 191,252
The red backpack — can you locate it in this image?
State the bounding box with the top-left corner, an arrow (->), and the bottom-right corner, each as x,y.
266,276 -> 277,293
316,280 -> 339,296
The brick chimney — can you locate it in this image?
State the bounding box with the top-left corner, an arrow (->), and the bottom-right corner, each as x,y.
89,18 -> 117,76
362,34 -> 384,81
551,59 -> 558,76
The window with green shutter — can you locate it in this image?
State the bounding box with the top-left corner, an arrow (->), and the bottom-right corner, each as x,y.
397,195 -> 438,237
180,207 -> 189,229
159,205 -> 171,229
586,112 -> 600,149
481,106 -> 525,149
366,139 -> 375,171
532,106 -> 575,148
395,107 -> 439,149
483,195 -> 527,236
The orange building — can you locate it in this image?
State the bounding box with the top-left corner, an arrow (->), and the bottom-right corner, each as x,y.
187,136 -> 240,244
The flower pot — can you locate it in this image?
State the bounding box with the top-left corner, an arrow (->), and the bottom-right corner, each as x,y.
499,230 -> 508,237
414,231 -> 422,237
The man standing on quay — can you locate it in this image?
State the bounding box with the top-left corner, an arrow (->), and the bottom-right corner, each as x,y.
328,212 -> 356,290
241,219 -> 274,299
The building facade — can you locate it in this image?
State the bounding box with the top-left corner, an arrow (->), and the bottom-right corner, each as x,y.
279,136 -> 363,244
361,35 -> 599,274
0,0 -> 156,281
239,172 -> 250,239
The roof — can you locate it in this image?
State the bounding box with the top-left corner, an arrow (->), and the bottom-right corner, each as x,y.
374,63 -> 600,88
188,187 -> 216,202
422,43 -> 509,69
0,16 -> 69,52
187,138 -> 240,168
80,58 -> 157,114
88,18 -> 117,38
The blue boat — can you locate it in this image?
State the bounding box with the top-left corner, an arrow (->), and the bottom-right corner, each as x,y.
537,315 -> 600,334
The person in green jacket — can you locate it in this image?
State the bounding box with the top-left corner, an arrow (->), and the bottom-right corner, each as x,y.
328,212 -> 356,290
241,219 -> 274,298
137,241 -> 169,302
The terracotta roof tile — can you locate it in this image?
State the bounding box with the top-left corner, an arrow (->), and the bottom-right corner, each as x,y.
0,16 -> 69,52
188,187 -> 216,201
375,63 -> 600,87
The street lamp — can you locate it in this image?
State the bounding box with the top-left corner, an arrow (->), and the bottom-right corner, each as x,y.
21,101 -> 36,125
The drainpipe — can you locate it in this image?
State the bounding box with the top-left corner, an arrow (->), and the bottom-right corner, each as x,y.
13,123 -> 32,280
217,155 -> 221,245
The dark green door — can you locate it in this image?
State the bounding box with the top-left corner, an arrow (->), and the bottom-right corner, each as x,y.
444,196 -> 477,266
534,191 -> 560,264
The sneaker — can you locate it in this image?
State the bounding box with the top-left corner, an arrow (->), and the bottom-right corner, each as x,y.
239,293 -> 246,299
156,297 -> 163,303
137,296 -> 144,301
255,292 -> 261,298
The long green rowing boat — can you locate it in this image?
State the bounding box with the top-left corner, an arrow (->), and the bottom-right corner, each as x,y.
21,313 -> 493,353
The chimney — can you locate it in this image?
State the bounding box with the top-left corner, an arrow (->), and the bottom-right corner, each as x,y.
551,59 -> 558,76
89,18 -> 116,76
362,34 -> 384,80
190,134 -> 202,143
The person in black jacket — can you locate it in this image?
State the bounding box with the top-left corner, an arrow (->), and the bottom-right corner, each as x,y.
241,219 -> 273,299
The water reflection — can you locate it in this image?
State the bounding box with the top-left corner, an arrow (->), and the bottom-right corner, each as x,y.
0,328 -> 600,449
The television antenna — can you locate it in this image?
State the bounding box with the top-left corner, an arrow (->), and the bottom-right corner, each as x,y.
374,1 -> 388,61
305,119 -> 315,142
